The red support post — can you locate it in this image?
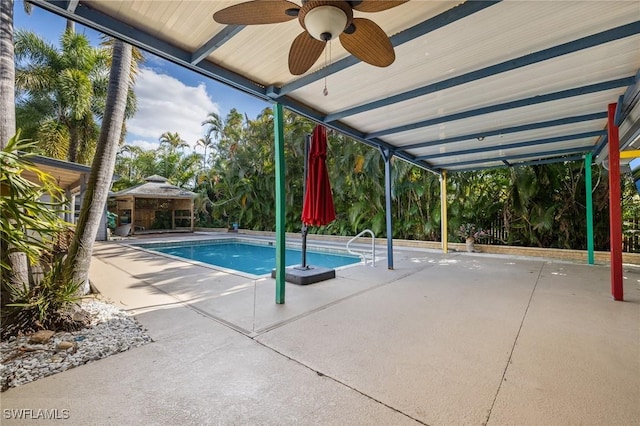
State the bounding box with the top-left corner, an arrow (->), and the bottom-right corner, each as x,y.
608,103 -> 624,301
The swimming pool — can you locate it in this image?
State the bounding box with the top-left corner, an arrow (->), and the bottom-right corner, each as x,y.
137,240 -> 361,275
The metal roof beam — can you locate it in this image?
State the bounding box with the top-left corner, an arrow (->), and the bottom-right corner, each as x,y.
455,154 -> 585,172
594,135 -> 609,158
619,69 -> 640,124
325,21 -> 640,123
273,97 -> 440,175
190,25 -> 245,65
417,130 -> 605,161
514,155 -> 586,168
272,0 -> 501,98
31,0 -> 268,99
31,1 -> 439,175
400,112 -> 607,151
368,77 -> 633,140
438,146 -> 592,169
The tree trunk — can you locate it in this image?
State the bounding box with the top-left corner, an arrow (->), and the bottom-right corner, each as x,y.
0,0 -> 29,290
0,0 -> 15,149
64,40 -> 132,293
66,19 -> 75,33
68,123 -> 79,162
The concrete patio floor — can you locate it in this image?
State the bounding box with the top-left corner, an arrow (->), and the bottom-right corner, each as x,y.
2,234 -> 639,425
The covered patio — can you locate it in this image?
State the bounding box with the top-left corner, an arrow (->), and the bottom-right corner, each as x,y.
31,0 -> 640,303
10,2 -> 638,423
1,235 -> 638,424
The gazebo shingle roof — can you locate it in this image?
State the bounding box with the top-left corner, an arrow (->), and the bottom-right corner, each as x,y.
112,175 -> 196,198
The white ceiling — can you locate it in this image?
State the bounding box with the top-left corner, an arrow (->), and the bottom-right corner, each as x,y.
31,0 -> 640,173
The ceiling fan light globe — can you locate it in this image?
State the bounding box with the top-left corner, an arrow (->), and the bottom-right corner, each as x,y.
304,6 -> 347,41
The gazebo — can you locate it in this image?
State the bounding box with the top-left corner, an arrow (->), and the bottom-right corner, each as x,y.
110,175 -> 196,234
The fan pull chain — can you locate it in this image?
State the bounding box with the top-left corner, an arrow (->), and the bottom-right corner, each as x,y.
323,41 -> 331,96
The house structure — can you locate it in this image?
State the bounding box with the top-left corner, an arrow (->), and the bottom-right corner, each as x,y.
110,175 -> 196,234
24,155 -> 109,241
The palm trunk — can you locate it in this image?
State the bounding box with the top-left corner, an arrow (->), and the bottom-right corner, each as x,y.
0,0 -> 30,291
0,0 -> 16,149
68,123 -> 79,162
64,40 -> 132,292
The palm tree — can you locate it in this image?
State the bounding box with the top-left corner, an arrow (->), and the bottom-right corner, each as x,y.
159,131 -> 188,152
0,0 -> 18,149
14,29 -> 110,163
1,0 -> 33,287
202,111 -> 223,144
63,39 -> 133,292
196,134 -> 213,170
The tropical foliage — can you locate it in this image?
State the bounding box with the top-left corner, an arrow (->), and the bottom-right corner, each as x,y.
0,133 -> 65,273
0,133 -> 86,338
113,108 -> 621,251
13,29 -> 138,164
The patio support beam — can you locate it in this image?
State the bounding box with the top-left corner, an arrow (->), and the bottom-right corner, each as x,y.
274,103 -> 286,304
381,148 -> 394,270
441,170 -> 448,254
368,78 -> 633,141
584,152 -> 595,265
607,103 -> 623,301
399,112 -> 608,151
190,25 -> 245,65
417,130 -> 605,161
131,196 -> 136,235
454,154 -> 585,172
190,199 -> 194,232
437,146 -> 592,169
325,22 -> 640,123
274,96 -> 439,174
65,188 -> 72,222
594,135 -> 609,158
585,152 -> 595,264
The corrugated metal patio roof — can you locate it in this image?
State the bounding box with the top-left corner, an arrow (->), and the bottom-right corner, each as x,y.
31,0 -> 640,173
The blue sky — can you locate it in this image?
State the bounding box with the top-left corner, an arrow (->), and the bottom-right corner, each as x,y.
13,2 -> 271,150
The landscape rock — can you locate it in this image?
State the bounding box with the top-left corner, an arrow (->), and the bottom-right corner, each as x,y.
28,330 -> 55,344
56,341 -> 76,351
1,299 -> 152,392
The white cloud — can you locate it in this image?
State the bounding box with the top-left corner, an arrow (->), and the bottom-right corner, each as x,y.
126,68 -> 220,148
128,139 -> 159,151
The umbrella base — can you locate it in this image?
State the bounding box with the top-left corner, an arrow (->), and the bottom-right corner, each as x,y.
270,266 -> 336,285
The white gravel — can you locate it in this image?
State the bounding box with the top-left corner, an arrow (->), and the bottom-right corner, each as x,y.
0,299 -> 152,391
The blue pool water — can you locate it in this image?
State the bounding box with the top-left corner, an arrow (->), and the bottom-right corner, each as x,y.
145,241 -> 360,275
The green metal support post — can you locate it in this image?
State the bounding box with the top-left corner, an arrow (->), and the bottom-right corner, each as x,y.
274,103 -> 286,304
441,170 -> 448,253
585,152 -> 595,264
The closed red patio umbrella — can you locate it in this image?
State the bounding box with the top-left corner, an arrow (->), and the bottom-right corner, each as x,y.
301,125 -> 335,227
298,125 -> 335,270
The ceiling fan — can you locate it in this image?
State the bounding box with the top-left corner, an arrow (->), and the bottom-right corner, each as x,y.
213,0 -> 407,75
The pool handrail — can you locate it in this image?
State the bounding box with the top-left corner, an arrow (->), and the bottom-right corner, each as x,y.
346,229 -> 375,267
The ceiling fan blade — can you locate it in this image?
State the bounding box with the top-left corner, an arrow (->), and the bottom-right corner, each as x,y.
352,0 -> 408,13
289,32 -> 326,75
339,18 -> 395,67
213,0 -> 299,25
